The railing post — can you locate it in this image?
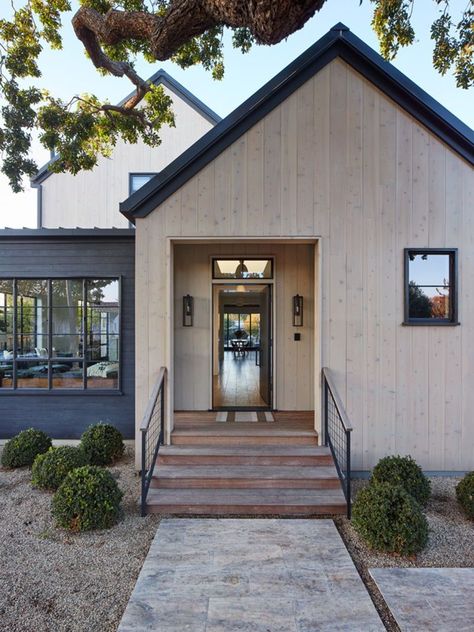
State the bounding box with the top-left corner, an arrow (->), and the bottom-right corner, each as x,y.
346,430 -> 351,520
141,429 -> 147,517
323,378 -> 329,447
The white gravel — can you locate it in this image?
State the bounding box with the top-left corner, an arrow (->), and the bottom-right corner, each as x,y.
0,448 -> 160,632
336,476 -> 474,632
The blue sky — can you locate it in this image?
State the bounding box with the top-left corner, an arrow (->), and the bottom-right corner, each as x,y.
0,0 -> 472,228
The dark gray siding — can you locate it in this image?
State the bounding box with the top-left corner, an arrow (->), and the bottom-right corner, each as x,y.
0,234 -> 135,439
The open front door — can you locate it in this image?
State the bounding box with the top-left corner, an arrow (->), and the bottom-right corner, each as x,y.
259,285 -> 272,407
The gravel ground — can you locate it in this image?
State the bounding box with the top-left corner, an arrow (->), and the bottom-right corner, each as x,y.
0,448 -> 160,632
336,476 -> 474,632
1,462 -> 472,632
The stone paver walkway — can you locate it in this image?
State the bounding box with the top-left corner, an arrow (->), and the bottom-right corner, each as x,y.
370,567 -> 474,632
118,519 -> 383,631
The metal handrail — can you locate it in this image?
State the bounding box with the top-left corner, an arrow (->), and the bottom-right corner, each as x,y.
140,367 -> 166,516
322,367 -> 353,519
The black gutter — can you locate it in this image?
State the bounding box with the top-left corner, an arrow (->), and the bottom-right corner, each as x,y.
0,228 -> 135,240
120,23 -> 474,222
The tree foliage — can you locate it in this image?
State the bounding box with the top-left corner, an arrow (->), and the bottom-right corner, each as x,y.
0,0 -> 472,192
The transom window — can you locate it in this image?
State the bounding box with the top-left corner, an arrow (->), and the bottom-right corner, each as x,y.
404,249 -> 458,325
0,278 -> 120,391
213,258 -> 273,279
129,173 -> 156,195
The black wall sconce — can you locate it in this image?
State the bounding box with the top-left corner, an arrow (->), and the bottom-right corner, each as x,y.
183,294 -> 194,327
293,294 -> 303,327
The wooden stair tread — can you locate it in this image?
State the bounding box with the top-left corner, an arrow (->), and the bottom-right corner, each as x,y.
172,424 -> 317,437
159,445 -> 330,456
146,487 -> 347,514
153,465 -> 339,479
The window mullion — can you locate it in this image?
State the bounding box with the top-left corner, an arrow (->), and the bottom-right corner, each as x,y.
48,280 -> 52,390
83,280 -> 87,390
12,280 -> 17,389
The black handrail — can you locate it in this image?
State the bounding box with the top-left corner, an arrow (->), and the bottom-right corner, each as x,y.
140,367 -> 166,516
322,367 -> 353,519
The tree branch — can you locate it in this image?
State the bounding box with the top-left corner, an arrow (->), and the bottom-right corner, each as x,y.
72,1 -> 326,110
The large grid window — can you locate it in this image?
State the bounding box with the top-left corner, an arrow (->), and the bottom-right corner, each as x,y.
404,249 -> 458,325
0,278 -> 120,391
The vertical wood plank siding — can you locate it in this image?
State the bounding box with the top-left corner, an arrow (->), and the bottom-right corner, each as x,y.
40,86 -> 215,229
0,237 -> 135,439
136,59 -> 473,471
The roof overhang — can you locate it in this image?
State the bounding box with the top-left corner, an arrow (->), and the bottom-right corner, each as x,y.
120,23 -> 474,223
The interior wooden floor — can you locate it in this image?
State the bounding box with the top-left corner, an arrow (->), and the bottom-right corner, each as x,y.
213,351 -> 267,408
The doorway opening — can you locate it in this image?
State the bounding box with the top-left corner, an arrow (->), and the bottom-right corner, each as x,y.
212,284 -> 272,410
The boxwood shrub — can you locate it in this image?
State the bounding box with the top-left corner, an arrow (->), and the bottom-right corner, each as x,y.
371,455 -> 431,506
456,471 -> 474,519
80,423 -> 124,466
52,465 -> 123,531
1,428 -> 52,468
32,446 -> 88,491
352,482 -> 428,556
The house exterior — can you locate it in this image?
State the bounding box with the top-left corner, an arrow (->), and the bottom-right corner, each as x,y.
0,71 -> 219,439
1,24 -> 473,477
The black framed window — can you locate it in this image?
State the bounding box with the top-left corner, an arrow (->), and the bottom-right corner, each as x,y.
0,278 -> 120,391
129,173 -> 157,195
404,249 -> 458,325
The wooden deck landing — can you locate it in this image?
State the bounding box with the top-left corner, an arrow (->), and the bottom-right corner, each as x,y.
144,411 -> 347,516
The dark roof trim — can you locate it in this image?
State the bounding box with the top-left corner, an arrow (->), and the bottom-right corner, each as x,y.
121,23 -> 474,221
0,228 -> 135,240
31,70 -> 221,185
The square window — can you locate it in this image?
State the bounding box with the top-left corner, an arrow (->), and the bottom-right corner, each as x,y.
404,249 -> 458,325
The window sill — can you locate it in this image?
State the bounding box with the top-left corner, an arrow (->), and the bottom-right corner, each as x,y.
402,321 -> 460,327
0,390 -> 124,396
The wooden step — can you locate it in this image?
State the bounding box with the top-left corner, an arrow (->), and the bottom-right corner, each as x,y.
157,445 -> 333,466
150,464 -> 341,489
170,421 -> 318,447
145,488 -> 347,515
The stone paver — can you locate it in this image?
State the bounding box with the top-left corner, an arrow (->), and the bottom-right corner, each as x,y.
370,567 -> 474,632
118,519 -> 383,632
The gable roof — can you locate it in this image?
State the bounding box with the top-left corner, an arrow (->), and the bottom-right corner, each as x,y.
120,23 -> 474,222
31,69 -> 221,185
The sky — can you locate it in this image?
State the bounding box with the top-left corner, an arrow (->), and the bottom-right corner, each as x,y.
0,0 -> 472,229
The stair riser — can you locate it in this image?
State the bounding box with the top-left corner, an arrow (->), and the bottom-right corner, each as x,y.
157,455 -> 333,466
150,478 -> 341,490
145,504 -> 347,516
171,436 -> 317,446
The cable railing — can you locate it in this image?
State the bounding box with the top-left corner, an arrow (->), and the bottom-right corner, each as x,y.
140,367 -> 166,516
322,367 -> 353,519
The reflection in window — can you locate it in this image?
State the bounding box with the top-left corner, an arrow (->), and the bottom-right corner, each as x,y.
213,258 -> 273,279
405,250 -> 457,324
130,173 -> 156,195
0,278 -> 120,391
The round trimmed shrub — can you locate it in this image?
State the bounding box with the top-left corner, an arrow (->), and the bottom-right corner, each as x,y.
80,422 -> 124,466
1,428 -> 52,468
32,446 -> 88,490
52,465 -> 123,531
456,471 -> 474,519
371,455 -> 431,506
352,482 -> 429,556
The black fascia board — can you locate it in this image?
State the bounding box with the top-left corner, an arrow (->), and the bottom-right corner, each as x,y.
120,23 -> 474,222
30,70 -> 221,186
0,228 -> 135,240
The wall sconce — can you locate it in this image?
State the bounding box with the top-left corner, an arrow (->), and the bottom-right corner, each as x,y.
183,294 -> 194,327
293,294 -> 303,327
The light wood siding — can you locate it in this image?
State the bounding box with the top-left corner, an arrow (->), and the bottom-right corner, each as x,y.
40,86 -> 215,228
136,59 -> 474,471
173,243 -> 314,410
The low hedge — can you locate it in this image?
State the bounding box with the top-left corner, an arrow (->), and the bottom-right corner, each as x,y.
371,455 -> 431,506
32,446 -> 88,491
52,465 -> 123,531
456,471 -> 474,519
352,481 -> 428,556
1,428 -> 52,468
80,423 -> 124,466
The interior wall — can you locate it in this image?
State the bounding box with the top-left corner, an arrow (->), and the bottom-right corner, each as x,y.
173,242 -> 315,411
